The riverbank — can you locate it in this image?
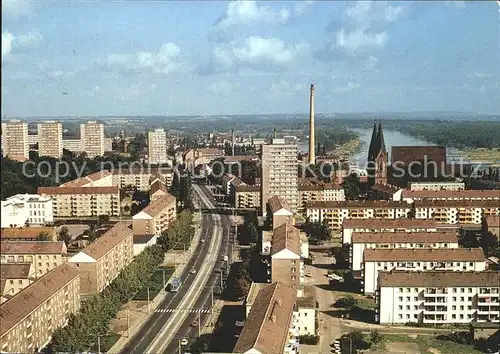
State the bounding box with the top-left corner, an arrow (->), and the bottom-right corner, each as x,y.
333,138 -> 364,160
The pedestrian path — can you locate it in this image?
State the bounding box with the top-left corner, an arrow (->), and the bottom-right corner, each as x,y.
155,308 -> 211,314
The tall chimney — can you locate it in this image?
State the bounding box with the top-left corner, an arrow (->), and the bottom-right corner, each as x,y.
231,129 -> 235,156
308,84 -> 316,165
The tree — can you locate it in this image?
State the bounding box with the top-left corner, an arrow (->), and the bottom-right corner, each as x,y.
37,232 -> 51,241
233,276 -> 250,300
342,173 -> 362,200
124,205 -> 131,213
370,330 -> 383,345
58,226 -> 72,246
98,214 -> 110,225
340,330 -> 369,354
87,230 -> 98,243
335,295 -> 359,310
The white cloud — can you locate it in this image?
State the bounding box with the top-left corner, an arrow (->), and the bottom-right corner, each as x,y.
16,30 -> 43,48
106,43 -> 182,75
214,0 -> 290,29
2,31 -> 14,59
336,28 -> 387,54
1,0 -> 37,19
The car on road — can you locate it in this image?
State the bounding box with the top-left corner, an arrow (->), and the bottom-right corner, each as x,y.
200,238 -> 205,243
190,320 -> 199,327
305,272 -> 313,277
180,338 -> 189,346
190,269 -> 197,274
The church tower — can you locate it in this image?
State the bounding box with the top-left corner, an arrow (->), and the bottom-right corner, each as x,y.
367,121 -> 388,187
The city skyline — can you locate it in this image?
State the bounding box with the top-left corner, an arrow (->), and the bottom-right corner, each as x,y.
2,1 -> 499,117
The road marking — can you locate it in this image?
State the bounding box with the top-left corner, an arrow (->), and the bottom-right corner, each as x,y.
155,308 -> 211,314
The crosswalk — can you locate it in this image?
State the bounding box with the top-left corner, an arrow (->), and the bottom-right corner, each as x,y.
155,308 -> 211,314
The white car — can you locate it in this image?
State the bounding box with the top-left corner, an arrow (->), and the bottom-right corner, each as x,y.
180,338 -> 189,346
200,239 -> 205,243
190,269 -> 196,274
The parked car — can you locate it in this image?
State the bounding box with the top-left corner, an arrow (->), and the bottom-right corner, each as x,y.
190,320 -> 199,327
180,338 -> 189,346
190,269 -> 197,274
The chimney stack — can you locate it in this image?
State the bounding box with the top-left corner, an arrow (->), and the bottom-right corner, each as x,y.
231,129 -> 235,156
308,84 -> 316,165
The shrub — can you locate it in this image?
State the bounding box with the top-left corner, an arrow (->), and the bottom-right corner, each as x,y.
298,334 -> 319,345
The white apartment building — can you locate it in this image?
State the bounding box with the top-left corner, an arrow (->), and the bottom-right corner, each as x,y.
1,194 -> 54,228
363,248 -> 486,295
341,218 -> 439,245
148,128 -> 168,165
415,200 -> 500,225
38,121 -> 63,158
306,201 -> 411,231
261,139 -> 299,215
403,189 -> 500,204
350,231 -> 459,271
80,121 -> 105,158
409,182 -> 465,191
1,120 -> 29,161
377,271 -> 500,325
62,139 -> 82,153
60,170 -> 113,188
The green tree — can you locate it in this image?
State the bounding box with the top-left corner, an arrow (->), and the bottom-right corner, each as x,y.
233,276 -> 250,300
370,330 -> 383,345
98,214 -> 110,225
342,173 -> 362,200
58,226 -> 72,246
335,295 -> 359,310
36,232 -> 51,241
340,330 -> 369,354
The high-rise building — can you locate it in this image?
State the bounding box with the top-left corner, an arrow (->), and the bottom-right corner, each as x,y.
1,120 -> 29,161
38,121 -> 63,158
148,128 -> 168,165
261,138 -> 299,215
80,121 -> 105,158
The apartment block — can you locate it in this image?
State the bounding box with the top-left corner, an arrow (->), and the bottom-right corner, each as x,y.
363,248 -> 486,295
38,186 -> 120,217
234,282 -> 299,354
350,231 -> 459,271
341,218 -> 440,245
37,121 -> 63,158
369,183 -> 402,201
403,190 -> 500,204
306,200 -> 411,231
1,227 -> 58,242
0,241 -> 67,277
112,167 -> 173,191
183,148 -> 224,167
415,200 -> 500,225
150,180 -> 168,202
80,121 -> 105,158
298,179 -> 345,213
235,185 -> 260,209
62,139 -> 82,153
1,194 -> 54,228
60,170 -> 113,188
0,264 -> 80,353
148,128 -> 168,165
409,182 -> 465,191
261,139 -> 299,215
483,215 -> 500,237
132,194 -> 177,235
67,222 -> 134,295
267,196 -> 295,230
0,263 -> 35,304
376,271 -> 500,325
1,120 -> 29,161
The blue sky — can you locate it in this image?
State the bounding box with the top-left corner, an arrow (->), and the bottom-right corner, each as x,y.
2,0 -> 499,117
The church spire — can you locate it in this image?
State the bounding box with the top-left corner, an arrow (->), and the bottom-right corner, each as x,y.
377,122 -> 386,154
367,120 -> 378,161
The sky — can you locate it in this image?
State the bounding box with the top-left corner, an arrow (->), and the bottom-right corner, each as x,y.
2,0 -> 499,117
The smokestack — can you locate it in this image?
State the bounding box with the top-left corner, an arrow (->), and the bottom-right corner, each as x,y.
308,84 -> 315,165
273,128 -> 277,139
231,129 -> 235,156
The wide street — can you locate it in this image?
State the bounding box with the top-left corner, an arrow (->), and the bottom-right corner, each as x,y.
119,183 -> 232,354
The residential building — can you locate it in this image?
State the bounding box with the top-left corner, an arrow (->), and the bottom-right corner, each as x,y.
132,194 -> 177,235
261,139 -> 299,215
415,200 -> 500,225
60,170 -> 113,187
252,138 -> 267,154
307,200 -> 411,231
67,222 -> 134,295
1,120 -> 29,161
150,180 -> 168,202
1,194 -> 54,228
235,185 -> 260,209
112,167 -> 173,191
38,186 -> 120,217
37,121 -> 63,158
297,179 -> 345,213
80,121 -> 105,158
376,271 -> 500,325
104,137 -> 113,152
133,234 -> 158,256
363,248 -> 486,295
267,196 -> 295,230
27,134 -> 38,146
0,227 -> 58,242
0,241 -> 67,277
350,231 -> 459,271
402,190 -> 500,204
409,182 -> 465,191
234,282 -> 299,354
0,263 -> 35,304
62,139 -> 82,153
341,218 -> 440,245
182,148 -> 224,167
369,183 -> 402,201
148,128 -> 168,165
483,215 -> 500,237
0,264 -> 80,353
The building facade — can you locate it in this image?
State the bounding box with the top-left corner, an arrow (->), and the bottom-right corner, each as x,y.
38,121 -> 63,158
267,196 -> 295,230
377,271 -> 500,325
80,121 -> 105,158
261,139 -> 299,215
0,264 -> 80,353
403,190 -> 500,204
132,194 -> 177,235
0,263 -> 35,304
1,120 -> 29,161
409,182 -> 465,191
363,248 -> 486,295
297,179 -> 345,213
67,222 -> 134,295
235,185 -> 260,209
367,122 -> 388,188
1,194 -> 54,228
62,139 -> 82,153
0,241 -> 67,277
415,200 -> 500,225
0,227 -> 58,242
148,128 -> 168,165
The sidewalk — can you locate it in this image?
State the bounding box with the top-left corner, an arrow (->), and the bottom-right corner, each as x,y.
109,211 -> 204,353
200,299 -> 224,335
